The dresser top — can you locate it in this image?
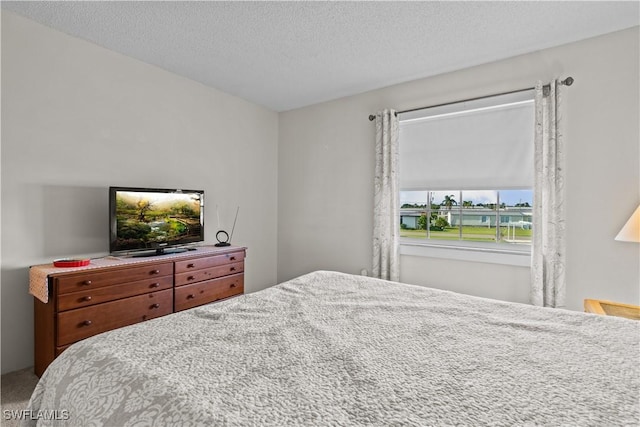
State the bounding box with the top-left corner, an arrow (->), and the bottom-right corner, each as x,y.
29,245 -> 246,303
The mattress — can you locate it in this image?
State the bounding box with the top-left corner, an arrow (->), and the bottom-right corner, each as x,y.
24,271 -> 640,426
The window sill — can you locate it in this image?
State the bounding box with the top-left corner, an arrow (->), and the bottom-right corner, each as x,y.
400,239 -> 531,267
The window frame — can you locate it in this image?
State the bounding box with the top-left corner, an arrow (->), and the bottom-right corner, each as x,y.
400,189 -> 532,266
397,91 -> 536,266
400,240 -> 531,267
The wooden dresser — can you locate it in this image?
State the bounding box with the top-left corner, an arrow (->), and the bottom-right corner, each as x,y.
32,246 -> 246,377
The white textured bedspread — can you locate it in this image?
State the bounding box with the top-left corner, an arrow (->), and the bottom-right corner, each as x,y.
26,271 -> 639,426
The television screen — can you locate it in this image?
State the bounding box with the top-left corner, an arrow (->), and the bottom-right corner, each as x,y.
109,187 -> 204,255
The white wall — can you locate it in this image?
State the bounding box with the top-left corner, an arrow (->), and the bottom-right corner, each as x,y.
1,12 -> 279,374
279,27 -> 640,309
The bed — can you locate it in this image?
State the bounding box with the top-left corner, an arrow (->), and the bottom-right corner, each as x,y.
25,271 -> 639,426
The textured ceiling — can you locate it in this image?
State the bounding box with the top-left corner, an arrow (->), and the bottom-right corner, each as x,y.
2,1 -> 639,112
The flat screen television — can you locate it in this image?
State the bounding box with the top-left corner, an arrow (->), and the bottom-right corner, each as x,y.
109,187 -> 204,256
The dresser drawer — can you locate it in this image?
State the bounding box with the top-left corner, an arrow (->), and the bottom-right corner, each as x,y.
57,289 -> 172,346
174,251 -> 245,274
175,273 -> 243,312
54,263 -> 173,295
57,276 -> 173,312
175,261 -> 244,287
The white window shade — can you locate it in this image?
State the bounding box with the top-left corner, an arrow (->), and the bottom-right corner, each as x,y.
399,91 -> 534,191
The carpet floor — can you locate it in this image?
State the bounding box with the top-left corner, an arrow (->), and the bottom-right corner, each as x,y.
1,367 -> 39,427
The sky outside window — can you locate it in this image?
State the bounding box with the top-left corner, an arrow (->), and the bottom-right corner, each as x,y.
401,190 -> 532,207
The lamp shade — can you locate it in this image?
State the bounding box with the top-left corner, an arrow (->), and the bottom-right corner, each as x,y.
615,205 -> 640,243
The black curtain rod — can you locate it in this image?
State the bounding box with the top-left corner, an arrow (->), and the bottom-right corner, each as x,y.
368,76 -> 574,121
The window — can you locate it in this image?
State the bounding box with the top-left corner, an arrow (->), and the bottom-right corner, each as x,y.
400,189 -> 532,244
398,90 -> 535,256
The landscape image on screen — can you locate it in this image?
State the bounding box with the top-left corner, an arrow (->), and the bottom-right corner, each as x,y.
114,191 -> 203,251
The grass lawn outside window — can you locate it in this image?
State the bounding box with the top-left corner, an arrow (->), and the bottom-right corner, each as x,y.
401,226 -> 532,243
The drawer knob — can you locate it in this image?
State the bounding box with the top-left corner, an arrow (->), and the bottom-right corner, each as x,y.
82,320 -> 92,326
187,276 -> 195,281
187,294 -> 195,299
187,263 -> 195,268
82,280 -> 92,286
230,256 -> 236,261
150,269 -> 160,275
82,296 -> 92,302
150,283 -> 160,288
230,283 -> 237,288
230,267 -> 236,272
151,303 -> 160,309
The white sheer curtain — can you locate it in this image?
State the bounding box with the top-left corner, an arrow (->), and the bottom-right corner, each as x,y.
531,80 -> 566,307
373,109 -> 400,282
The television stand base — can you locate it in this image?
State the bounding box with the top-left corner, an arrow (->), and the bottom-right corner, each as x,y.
132,247 -> 189,258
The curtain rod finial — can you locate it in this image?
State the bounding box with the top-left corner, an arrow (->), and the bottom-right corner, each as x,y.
562,76 -> 574,86
369,114 -> 376,121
